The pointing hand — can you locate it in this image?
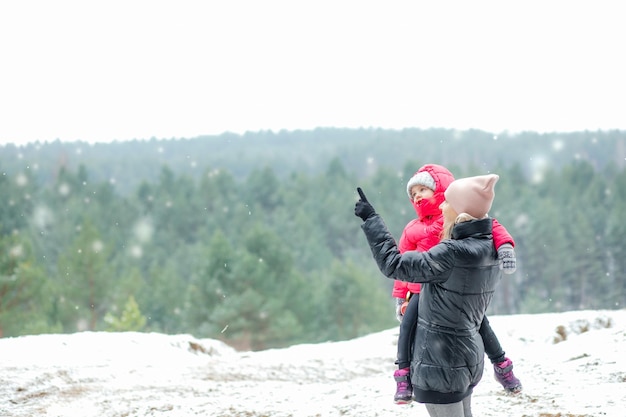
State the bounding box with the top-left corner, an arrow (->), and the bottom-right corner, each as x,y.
354,187 -> 376,221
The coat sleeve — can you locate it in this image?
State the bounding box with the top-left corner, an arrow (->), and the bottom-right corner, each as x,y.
361,215 -> 454,284
492,218 -> 515,249
396,219 -> 427,296
392,278 -> 409,298
394,222 -> 412,298
398,219 -> 418,253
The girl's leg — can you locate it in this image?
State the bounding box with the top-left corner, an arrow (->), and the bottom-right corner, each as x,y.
480,316 -> 523,393
396,294 -> 419,368
479,315 -> 505,364
393,293 -> 419,403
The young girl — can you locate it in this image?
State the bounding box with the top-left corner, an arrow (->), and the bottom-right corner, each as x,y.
391,164 -> 521,404
355,174 -> 512,416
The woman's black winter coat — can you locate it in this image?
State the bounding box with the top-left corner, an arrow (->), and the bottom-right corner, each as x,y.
361,215 -> 502,404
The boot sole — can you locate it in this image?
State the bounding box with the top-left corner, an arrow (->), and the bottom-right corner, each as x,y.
394,393 -> 413,405
505,386 -> 523,394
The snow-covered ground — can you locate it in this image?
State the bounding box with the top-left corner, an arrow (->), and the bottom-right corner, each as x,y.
1,309 -> 625,417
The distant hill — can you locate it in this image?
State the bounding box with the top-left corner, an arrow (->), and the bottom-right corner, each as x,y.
2,127 -> 625,194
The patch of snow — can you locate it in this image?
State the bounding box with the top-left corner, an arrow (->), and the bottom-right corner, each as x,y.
1,310 -> 625,417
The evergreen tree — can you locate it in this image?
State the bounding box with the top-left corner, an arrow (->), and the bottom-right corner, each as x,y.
185,230 -> 235,336
316,260 -> 393,341
138,261 -> 187,333
604,200 -> 626,308
0,232 -> 47,337
0,165 -> 36,235
244,166 -> 282,211
517,199 -> 569,313
55,220 -> 111,331
104,295 -> 147,331
227,224 -> 304,350
565,209 -> 605,309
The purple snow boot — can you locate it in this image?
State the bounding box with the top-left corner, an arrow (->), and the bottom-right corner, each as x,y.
494,357 -> 523,393
393,367 -> 412,404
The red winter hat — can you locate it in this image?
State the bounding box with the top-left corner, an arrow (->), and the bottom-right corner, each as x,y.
444,174 -> 499,218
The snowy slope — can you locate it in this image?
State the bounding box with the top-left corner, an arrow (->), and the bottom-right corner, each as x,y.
1,309 -> 625,417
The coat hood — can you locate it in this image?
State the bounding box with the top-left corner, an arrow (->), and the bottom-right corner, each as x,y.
409,164 -> 455,220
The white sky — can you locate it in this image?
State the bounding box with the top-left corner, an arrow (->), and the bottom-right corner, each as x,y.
1,0 -> 625,145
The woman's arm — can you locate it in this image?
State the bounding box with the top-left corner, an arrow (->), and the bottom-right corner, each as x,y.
361,215 -> 453,284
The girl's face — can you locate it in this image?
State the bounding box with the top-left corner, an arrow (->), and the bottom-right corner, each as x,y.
410,184 -> 434,203
439,200 -> 457,223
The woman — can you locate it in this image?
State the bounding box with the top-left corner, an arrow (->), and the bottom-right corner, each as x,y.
392,164 -> 521,404
354,174 -> 503,417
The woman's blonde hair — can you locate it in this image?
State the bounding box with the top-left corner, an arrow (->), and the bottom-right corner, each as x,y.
441,213 -> 479,240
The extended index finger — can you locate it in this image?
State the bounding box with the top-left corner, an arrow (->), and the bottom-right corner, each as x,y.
357,187 -> 368,202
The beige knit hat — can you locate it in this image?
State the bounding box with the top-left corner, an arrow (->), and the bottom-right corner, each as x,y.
444,174 -> 499,218
406,171 -> 436,198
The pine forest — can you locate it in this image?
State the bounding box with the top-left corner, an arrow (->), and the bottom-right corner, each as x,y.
2,128 -> 626,351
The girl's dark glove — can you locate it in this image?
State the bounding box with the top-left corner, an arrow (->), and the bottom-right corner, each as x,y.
354,187 -> 376,221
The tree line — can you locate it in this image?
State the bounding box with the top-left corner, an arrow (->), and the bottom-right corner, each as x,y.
1,133 -> 625,350
2,128 -> 625,195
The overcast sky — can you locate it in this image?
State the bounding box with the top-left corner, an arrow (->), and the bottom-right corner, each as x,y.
1,0 -> 624,145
